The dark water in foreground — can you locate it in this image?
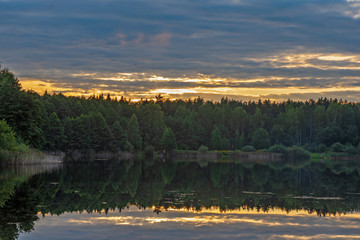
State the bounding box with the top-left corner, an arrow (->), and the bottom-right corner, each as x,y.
1,158 -> 360,239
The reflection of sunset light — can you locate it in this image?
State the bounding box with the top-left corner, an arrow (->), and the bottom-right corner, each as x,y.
270,234 -> 360,239
68,213 -> 312,227
31,206 -> 360,240
52,206 -> 360,229
153,206 -> 320,216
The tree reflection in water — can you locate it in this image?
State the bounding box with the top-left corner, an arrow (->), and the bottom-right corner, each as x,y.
1,158 -> 360,239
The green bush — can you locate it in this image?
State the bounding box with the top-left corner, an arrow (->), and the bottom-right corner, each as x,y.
331,142 -> 346,153
124,141 -> 134,152
286,146 -> 310,160
268,144 -> 287,154
317,144 -> 327,153
345,144 -> 357,155
241,145 -> 256,152
198,145 -> 209,153
0,120 -> 17,150
251,128 -> 270,149
161,127 -> 177,151
144,145 -> 155,157
16,143 -> 31,153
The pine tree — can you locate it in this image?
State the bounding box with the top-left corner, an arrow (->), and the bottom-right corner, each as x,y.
211,126 -> 222,150
43,112 -> 64,150
111,120 -> 127,150
127,114 -> 142,150
161,127 -> 177,151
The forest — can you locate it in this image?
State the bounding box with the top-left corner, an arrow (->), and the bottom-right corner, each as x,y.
1,67 -> 360,154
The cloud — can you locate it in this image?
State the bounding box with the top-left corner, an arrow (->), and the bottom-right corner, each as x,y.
1,0 -> 360,101
261,91 -> 360,102
343,0 -> 360,19
151,33 -> 171,46
314,0 -> 360,19
116,32 -> 171,47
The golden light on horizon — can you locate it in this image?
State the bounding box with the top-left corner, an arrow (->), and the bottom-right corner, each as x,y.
18,49 -> 360,103
20,76 -> 360,102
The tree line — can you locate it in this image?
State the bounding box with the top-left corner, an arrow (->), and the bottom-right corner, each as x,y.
1,67 -> 360,153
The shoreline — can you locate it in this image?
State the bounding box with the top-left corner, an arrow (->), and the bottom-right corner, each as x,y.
0,150 -> 64,166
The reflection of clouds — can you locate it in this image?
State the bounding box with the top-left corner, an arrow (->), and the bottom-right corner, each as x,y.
269,234 -> 360,239
85,215 -> 313,227
61,207 -> 360,229
23,207 -> 360,240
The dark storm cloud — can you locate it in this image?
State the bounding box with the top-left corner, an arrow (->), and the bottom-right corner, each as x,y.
1,0 -> 360,100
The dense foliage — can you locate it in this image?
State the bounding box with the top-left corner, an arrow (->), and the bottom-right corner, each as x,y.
2,67 -> 360,153
0,120 -> 17,151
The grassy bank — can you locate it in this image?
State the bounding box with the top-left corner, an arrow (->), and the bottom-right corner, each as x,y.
0,149 -> 64,165
63,150 -> 139,162
169,145 -> 310,161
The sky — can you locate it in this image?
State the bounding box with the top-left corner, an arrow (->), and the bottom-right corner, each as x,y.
1,0 -> 360,101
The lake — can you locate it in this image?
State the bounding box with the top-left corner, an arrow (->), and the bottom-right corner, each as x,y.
1,157 -> 360,239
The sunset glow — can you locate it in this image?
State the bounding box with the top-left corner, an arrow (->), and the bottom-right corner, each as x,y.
1,0 -> 360,101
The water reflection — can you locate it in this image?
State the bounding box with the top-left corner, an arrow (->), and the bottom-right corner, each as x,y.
1,158 -> 360,239
17,207 -> 360,240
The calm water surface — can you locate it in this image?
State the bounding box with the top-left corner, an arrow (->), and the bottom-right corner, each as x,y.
1,158 -> 360,239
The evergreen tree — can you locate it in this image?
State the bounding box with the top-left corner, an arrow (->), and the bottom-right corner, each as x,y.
43,112 -> 64,150
138,103 -> 165,149
161,127 -> 177,151
63,117 -> 75,149
127,114 -> 142,150
231,106 -> 248,136
111,120 -> 127,151
211,126 -> 222,150
73,114 -> 92,149
233,130 -> 244,150
251,107 -> 264,130
89,112 -> 111,151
